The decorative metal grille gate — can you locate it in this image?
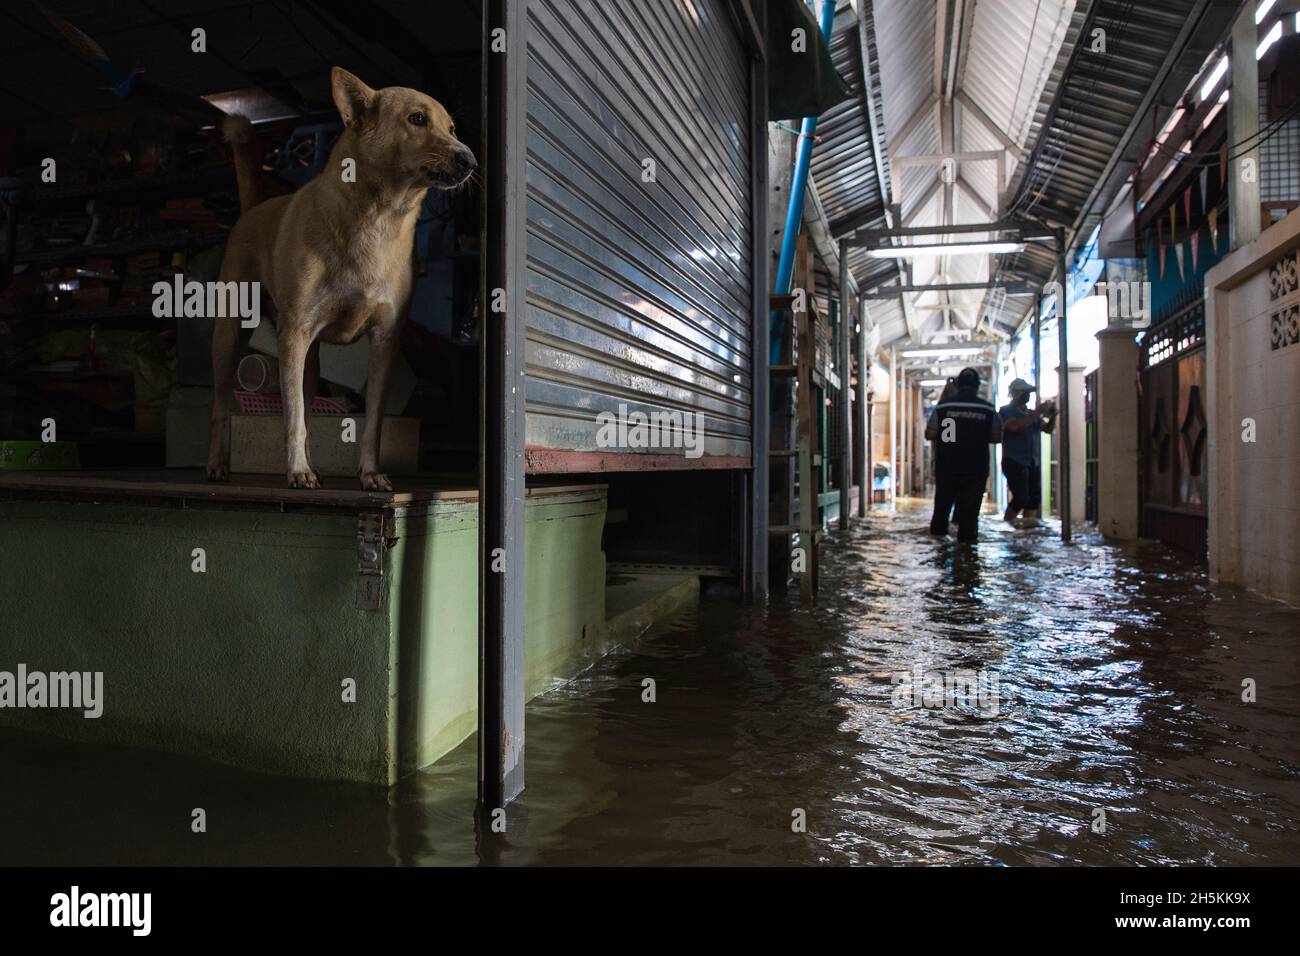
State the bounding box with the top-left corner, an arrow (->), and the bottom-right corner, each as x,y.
1138,294 -> 1208,559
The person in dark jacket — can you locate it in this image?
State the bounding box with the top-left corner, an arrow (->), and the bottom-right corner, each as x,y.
998,378 -> 1057,528
925,367 -> 1002,542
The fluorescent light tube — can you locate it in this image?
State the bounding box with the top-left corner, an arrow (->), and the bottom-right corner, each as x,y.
1199,56 -> 1228,102
1257,20 -> 1281,59
866,241 -> 1026,258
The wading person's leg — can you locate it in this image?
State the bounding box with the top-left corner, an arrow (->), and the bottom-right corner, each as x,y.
1023,464 -> 1043,526
931,472 -> 957,536
1002,457 -> 1026,522
954,475 -> 985,543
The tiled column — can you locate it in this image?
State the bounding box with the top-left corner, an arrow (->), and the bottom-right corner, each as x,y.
1056,363 -> 1088,524
1095,328 -> 1141,538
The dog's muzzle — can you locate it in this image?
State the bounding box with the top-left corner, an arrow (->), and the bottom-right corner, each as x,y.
422,146 -> 477,188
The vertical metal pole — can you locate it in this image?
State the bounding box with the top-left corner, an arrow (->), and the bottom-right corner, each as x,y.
1056,233 -> 1072,543
1032,292 -> 1043,514
889,348 -> 897,506
1032,300 -> 1042,395
838,238 -> 852,526
480,0 -> 527,810
992,350 -> 1003,510
748,0 -> 769,597
857,299 -> 868,518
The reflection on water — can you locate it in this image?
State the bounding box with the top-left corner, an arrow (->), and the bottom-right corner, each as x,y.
3,513 -> 1299,866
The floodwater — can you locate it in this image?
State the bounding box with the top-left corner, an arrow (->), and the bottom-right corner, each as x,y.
3,505 -> 1299,866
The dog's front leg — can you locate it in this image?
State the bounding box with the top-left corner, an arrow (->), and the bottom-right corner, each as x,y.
279,324 -> 320,489
359,324 -> 399,491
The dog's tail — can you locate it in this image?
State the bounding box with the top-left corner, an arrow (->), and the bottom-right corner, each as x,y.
222,114 -> 264,215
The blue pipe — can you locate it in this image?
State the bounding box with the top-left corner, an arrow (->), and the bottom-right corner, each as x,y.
772,0 -> 838,366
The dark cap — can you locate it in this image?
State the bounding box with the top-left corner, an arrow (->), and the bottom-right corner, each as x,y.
956,367 -> 980,388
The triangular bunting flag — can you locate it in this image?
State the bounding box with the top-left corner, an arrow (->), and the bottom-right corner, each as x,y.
1160,243 -> 1167,279
1174,242 -> 1184,280
1198,166 -> 1209,214
1184,187 -> 1192,226
1191,228 -> 1200,273
1169,205 -> 1177,245
1209,207 -> 1219,251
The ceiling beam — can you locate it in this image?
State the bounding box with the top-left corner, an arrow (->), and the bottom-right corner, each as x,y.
863,282 -> 1037,298
894,150 -> 1005,167
888,94 -> 940,156
955,89 -> 1022,156
902,177 -> 945,225
850,219 -> 1059,243
956,176 -> 993,219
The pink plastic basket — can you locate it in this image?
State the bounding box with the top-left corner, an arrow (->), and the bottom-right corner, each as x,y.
234,390 -> 352,415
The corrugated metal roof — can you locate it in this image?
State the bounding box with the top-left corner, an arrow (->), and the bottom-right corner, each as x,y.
805,1 -> 908,343
873,0 -> 1076,341
807,0 -> 1233,349
810,5 -> 886,235
994,0 -> 1213,316
800,0 -> 1230,350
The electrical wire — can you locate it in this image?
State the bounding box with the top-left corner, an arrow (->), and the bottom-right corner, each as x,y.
1007,0 -> 1140,220
1137,95 -> 1300,167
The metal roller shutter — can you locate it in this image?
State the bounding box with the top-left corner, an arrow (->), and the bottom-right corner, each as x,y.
523,0 -> 753,472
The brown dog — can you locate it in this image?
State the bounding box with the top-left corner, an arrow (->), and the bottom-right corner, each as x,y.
208,67 -> 476,489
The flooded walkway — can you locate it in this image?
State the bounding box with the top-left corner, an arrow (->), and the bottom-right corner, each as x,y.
4,506 -> 1299,866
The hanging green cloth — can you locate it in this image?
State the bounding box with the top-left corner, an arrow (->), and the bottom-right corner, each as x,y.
767,0 -> 853,121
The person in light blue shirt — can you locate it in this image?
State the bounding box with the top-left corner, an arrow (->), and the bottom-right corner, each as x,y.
998,378 -> 1056,528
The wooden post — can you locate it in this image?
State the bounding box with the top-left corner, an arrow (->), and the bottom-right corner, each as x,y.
796,237 -> 816,598
857,301 -> 869,517
838,238 -> 852,526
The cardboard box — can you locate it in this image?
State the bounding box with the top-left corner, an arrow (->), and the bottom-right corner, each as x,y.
230,414 -> 419,476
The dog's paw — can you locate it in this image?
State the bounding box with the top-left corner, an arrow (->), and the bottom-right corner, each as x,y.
206,462 -> 229,482
288,468 -> 321,490
360,471 -> 392,492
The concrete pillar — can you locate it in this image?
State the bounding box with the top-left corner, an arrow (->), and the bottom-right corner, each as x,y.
899,376 -> 908,496
1094,329 -> 1141,538
1055,363 -> 1087,525
1228,7 -> 1260,250
910,384 -> 924,494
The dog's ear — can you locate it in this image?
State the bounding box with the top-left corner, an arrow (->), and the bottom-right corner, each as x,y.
332,67 -> 376,130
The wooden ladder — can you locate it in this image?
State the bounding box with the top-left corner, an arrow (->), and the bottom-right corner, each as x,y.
768,236 -> 820,598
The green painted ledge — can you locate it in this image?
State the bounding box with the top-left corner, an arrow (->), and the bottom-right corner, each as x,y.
0,479 -> 608,786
